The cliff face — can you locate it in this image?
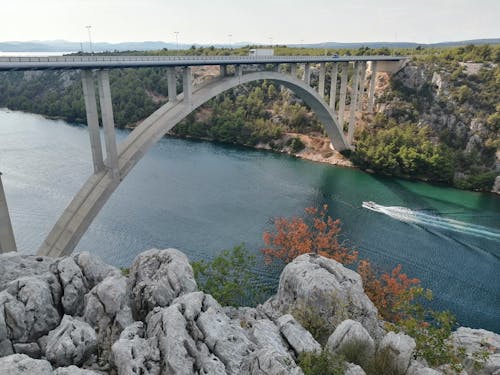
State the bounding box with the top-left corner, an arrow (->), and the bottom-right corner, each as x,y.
0,249 -> 498,375
377,60 -> 499,192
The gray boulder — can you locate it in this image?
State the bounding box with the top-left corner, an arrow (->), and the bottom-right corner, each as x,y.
326,319 -> 375,365
262,254 -> 382,339
128,248 -> 197,320
111,322 -> 160,375
45,315 -> 97,367
248,319 -> 290,355
83,274 -> 133,365
53,366 -> 102,375
50,252 -> 120,316
407,360 -> 443,375
345,363 -> 367,375
13,342 -> 41,358
240,348 -> 304,375
51,257 -> 87,316
451,327 -> 500,375
0,253 -> 56,291
277,314 -> 321,355
0,275 -> 61,344
378,331 -> 416,375
0,353 -> 53,375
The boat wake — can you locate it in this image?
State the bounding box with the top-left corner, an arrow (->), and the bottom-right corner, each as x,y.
362,201 -> 500,242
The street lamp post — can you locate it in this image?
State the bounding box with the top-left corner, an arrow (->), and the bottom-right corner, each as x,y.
85,25 -> 93,54
174,31 -> 179,52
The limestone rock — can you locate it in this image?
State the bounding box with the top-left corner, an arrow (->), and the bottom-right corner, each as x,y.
0,253 -> 56,291
276,314 -> 321,355
407,359 -> 443,375
223,306 -> 267,329
83,274 -> 133,364
240,348 -> 304,375
326,319 -> 375,365
51,257 -> 87,316
1,275 -> 61,343
0,338 -> 13,356
128,248 -> 197,320
53,366 -> 102,375
262,254 -> 382,339
248,319 -> 290,355
0,354 -> 53,375
73,251 -> 120,288
13,342 -> 41,358
111,322 -> 160,375
378,331 -> 416,375
45,315 -> 97,367
451,327 -> 500,375
345,363 -> 367,375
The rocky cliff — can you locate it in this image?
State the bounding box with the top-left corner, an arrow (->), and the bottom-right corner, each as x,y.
0,249 -> 498,375
376,58 -> 499,192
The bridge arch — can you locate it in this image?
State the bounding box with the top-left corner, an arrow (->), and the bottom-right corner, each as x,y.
38,70 -> 350,257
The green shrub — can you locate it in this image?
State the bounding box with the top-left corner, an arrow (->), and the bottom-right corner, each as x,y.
298,350 -> 346,375
191,244 -> 270,306
286,137 -> 306,153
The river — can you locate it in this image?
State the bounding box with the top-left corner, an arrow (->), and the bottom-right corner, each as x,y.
1,108 -> 499,332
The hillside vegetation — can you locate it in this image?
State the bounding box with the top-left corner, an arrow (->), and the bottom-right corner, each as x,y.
0,44 -> 498,191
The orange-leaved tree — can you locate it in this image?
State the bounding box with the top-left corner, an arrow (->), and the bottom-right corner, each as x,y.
357,260 -> 420,322
262,205 -> 358,265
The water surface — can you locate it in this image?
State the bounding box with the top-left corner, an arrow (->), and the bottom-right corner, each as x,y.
1,109 -> 499,332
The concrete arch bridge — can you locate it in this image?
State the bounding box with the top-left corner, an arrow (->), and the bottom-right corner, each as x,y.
0,55 -> 406,256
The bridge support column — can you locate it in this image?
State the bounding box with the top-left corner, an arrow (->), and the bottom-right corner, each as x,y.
81,70 -> 104,173
290,63 -> 297,78
329,63 -> 338,110
303,63 -> 311,85
357,62 -> 367,111
183,67 -> 192,104
220,65 -> 227,77
236,64 -> 243,78
318,63 -> 326,98
97,70 -> 119,179
167,67 -> 177,103
367,61 -> 378,112
338,62 -> 349,127
348,62 -> 362,144
0,173 -> 17,253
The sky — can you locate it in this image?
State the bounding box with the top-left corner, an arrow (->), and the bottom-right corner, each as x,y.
1,0 -> 499,45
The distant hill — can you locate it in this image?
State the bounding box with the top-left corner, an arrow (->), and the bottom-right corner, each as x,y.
0,38 -> 498,52
290,39 -> 500,49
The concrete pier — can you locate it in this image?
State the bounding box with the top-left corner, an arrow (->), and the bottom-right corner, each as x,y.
167,67 -> 177,103
81,70 -> 104,173
0,173 -> 17,253
329,63 -> 338,110
183,67 -> 192,104
357,62 -> 367,111
236,64 -> 243,77
338,62 -> 349,126
318,63 -> 326,98
303,63 -> 311,85
97,70 -> 119,178
348,62 -> 362,144
367,61 -> 378,112
290,63 -> 297,78
220,65 -> 227,77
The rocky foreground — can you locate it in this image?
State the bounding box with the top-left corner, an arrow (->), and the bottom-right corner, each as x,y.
0,248 -> 498,374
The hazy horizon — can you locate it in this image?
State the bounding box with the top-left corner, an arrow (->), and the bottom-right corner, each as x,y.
2,0 -> 499,45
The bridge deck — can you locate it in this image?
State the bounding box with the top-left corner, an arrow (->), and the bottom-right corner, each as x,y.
0,54 -> 408,71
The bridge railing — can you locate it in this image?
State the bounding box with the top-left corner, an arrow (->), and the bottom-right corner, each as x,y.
0,55 -> 405,63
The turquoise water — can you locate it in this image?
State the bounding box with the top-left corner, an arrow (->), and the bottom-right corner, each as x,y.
1,109 -> 499,332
